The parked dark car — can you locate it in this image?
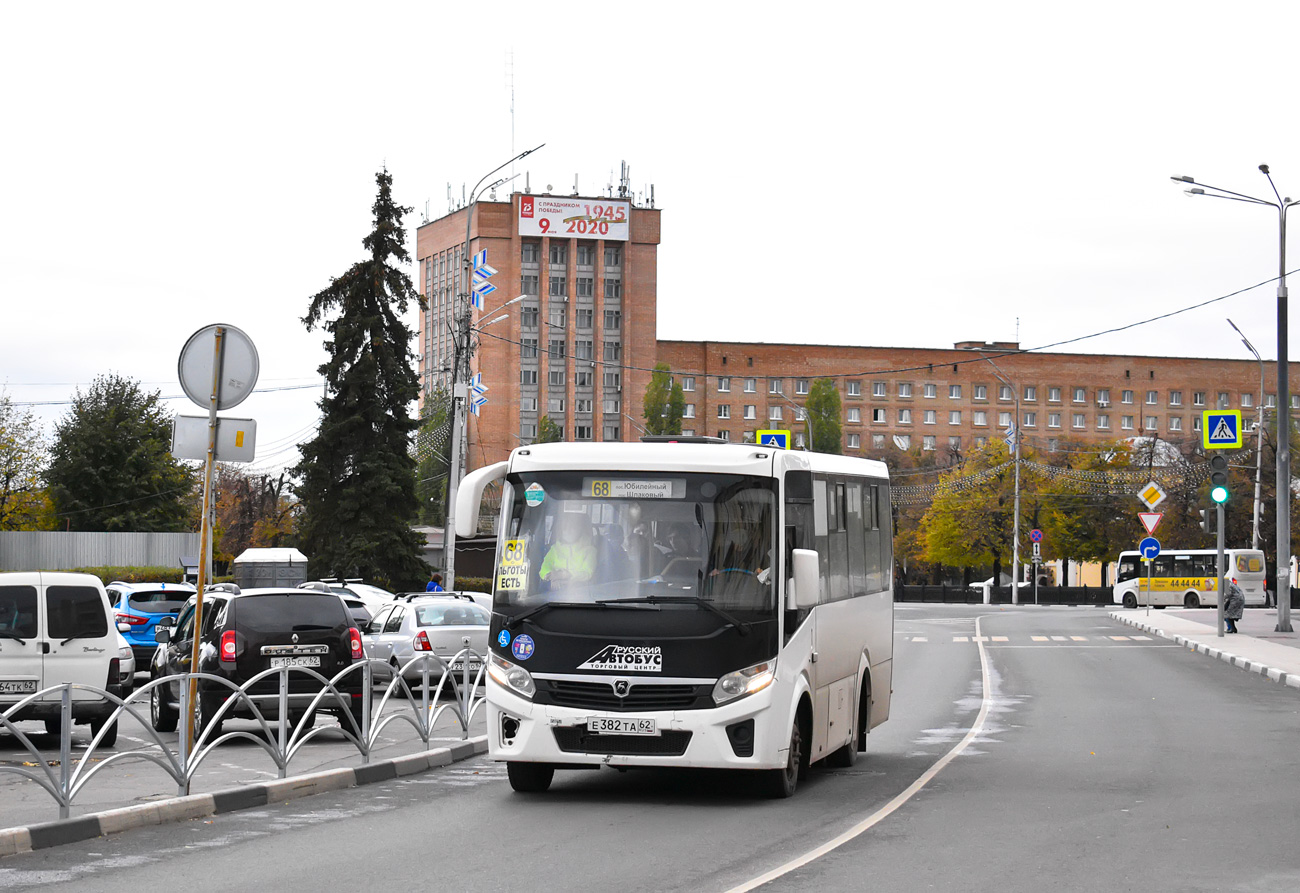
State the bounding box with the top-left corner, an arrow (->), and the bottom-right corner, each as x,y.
150,585 -> 365,737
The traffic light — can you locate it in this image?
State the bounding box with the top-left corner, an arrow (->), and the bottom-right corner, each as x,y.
1199,509 -> 1210,532
1209,453 -> 1230,504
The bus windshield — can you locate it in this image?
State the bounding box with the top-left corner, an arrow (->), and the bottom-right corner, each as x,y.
493,470 -> 778,623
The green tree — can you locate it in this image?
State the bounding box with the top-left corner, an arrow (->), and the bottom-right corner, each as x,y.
920,440 -> 1032,577
416,385 -> 451,526
643,363 -> 683,435
293,169 -> 427,591
804,378 -> 842,454
537,415 -> 564,443
0,393 -> 49,530
214,466 -> 298,567
45,374 -> 195,531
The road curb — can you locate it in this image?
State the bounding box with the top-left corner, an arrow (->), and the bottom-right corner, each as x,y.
1112,614 -> 1300,688
0,735 -> 488,858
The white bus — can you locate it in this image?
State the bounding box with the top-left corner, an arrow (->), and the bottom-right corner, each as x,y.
455,440 -> 894,798
1113,548 -> 1267,609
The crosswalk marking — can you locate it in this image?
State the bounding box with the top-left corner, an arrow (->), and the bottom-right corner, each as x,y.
1110,636 -> 1130,641
1071,636 -> 1088,641
991,636 -> 1009,642
1051,636 -> 1068,641
905,633 -> 1164,645
1031,636 -> 1049,642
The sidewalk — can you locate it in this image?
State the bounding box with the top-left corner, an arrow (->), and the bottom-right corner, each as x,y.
1111,606 -> 1300,688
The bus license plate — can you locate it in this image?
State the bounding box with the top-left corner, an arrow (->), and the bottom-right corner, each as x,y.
588,716 -> 657,736
0,680 -> 37,695
270,656 -> 321,669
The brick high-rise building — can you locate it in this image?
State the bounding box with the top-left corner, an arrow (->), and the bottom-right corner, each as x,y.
416,192 -> 661,469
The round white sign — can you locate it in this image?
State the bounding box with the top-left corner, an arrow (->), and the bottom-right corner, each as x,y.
178,324 -> 260,410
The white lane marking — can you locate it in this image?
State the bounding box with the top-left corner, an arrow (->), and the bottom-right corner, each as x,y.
1031,636 -> 1049,642
1070,636 -> 1088,642
723,616 -> 995,893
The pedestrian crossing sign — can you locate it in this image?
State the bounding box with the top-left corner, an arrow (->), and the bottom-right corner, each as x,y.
757,429 -> 791,449
1202,410 -> 1242,449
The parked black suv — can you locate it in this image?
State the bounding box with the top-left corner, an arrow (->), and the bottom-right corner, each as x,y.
150,585 -> 365,736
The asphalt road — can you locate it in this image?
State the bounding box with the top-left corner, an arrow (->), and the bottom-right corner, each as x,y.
2,604 -> 1299,892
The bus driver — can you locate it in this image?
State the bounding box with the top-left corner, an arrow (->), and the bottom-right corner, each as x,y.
539,512 -> 598,586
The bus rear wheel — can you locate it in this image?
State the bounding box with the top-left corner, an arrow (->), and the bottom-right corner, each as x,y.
1122,593 -> 1137,609
507,761 -> 554,793
1184,593 -> 1200,609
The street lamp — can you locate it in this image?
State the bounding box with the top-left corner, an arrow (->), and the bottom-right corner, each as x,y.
444,145 -> 544,589
1174,168 -> 1296,632
1227,318 -> 1266,552
981,354 -> 1022,605
773,391 -> 813,450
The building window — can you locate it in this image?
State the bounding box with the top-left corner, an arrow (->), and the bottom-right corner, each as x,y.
923,410 -> 936,424
949,385 -> 962,399
575,425 -> 592,440
973,411 -> 987,426
1097,388 -> 1111,405
898,382 -> 913,398
796,379 -> 810,395
718,430 -> 731,442
575,277 -> 594,299
603,309 -> 621,331
521,338 -> 538,358
898,408 -> 912,424
872,408 -> 886,423
769,379 -> 783,395
848,434 -> 861,450
975,436 -> 987,448
576,244 -> 595,266
973,384 -> 987,400
549,306 -> 567,329
549,276 -> 567,298
1145,390 -> 1158,405
683,404 -> 695,419
1194,391 -> 1206,406
1048,387 -> 1062,403
847,381 -> 861,397
1122,415 -> 1134,430
949,436 -> 962,451
548,338 -> 566,359
604,341 -> 621,361
520,306 -> 539,328
1169,416 -> 1183,431
1122,390 -> 1134,404
873,381 -> 887,397
522,423 -> 538,439
548,398 -> 566,414
998,411 -> 1012,427
1072,387 -> 1085,403
1145,416 -> 1157,430
575,398 -> 593,414
574,308 -> 593,329
872,434 -> 886,448
604,246 -> 621,268
717,405 -> 731,419
1098,414 -> 1110,429
1267,393 -> 1277,408
575,370 -> 593,388
1023,386 -> 1036,401
1023,412 -> 1037,427
1048,413 -> 1062,429
925,383 -> 938,399
603,371 -> 621,389
742,430 -> 756,444
1072,413 -> 1085,429
1242,393 -> 1254,408
1169,390 -> 1183,407
769,406 -> 783,421
1193,415 -> 1202,431
895,435 -> 911,450
999,385 -> 1013,401
604,278 -> 622,299
717,377 -> 730,393
949,410 -> 961,425
603,398 -> 620,414
922,435 -> 936,451
522,243 -> 540,265
520,274 -> 539,295
743,405 -> 757,420
603,425 -> 621,441
573,340 -> 592,361
521,369 -> 537,385
848,408 -> 861,423
1218,392 -> 1230,408
548,370 -> 565,387
744,378 -> 757,393
549,244 -> 567,265
521,397 -> 537,412
681,376 -> 695,392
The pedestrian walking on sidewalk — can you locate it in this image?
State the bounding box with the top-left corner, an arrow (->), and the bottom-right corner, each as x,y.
1224,577 -> 1246,633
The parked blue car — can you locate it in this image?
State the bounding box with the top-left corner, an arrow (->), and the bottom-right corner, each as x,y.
107,581 -> 197,667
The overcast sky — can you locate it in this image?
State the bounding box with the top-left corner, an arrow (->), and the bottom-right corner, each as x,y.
5,0 -> 1300,475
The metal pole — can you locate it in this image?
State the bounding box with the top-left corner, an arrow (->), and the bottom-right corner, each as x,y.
1276,202 -> 1293,632
1229,318 -> 1266,553
1011,391 -> 1021,605
1217,502 -> 1226,637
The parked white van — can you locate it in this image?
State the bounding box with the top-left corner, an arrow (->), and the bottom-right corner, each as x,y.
0,572 -> 123,745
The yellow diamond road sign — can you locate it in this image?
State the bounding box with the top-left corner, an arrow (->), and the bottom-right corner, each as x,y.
1137,481 -> 1167,510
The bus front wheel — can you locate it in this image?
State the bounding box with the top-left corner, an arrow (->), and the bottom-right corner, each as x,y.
763,716 -> 804,798
1184,593 -> 1200,609
1122,593 -> 1137,609
507,761 -> 554,793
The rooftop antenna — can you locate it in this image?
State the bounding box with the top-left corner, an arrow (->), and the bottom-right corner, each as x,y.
506,50 -> 516,183
446,183 -> 454,214
607,170 -> 615,197
572,174 -> 579,196
619,161 -> 630,199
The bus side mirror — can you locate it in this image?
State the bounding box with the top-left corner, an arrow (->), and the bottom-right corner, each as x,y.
789,548 -> 820,611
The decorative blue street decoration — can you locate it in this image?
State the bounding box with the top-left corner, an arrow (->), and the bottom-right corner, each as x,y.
469,372 -> 489,416
470,250 -> 498,310
1139,536 -> 1161,560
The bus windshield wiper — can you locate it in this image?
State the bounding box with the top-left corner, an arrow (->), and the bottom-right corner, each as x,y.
504,600 -> 643,629
595,596 -> 751,636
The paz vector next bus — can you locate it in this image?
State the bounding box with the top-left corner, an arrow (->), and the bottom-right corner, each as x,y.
454,439 -> 894,797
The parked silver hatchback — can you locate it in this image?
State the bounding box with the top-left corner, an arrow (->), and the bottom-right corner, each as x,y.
362,594 -> 489,689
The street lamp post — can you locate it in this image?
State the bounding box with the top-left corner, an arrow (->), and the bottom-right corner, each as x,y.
981,354 -> 1022,605
1227,318 -> 1266,552
1175,168 -> 1295,631
774,391 -> 813,450
444,146 -> 544,589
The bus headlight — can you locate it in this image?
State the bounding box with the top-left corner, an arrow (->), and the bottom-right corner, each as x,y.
712,659 -> 776,706
488,652 -> 536,700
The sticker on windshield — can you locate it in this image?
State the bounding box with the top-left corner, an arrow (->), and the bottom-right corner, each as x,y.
497,629 -> 511,647
512,634 -> 535,661
496,538 -> 529,592
524,483 -> 546,506
577,645 -> 663,673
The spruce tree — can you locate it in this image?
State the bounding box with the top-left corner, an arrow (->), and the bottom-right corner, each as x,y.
293,169 -> 427,590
